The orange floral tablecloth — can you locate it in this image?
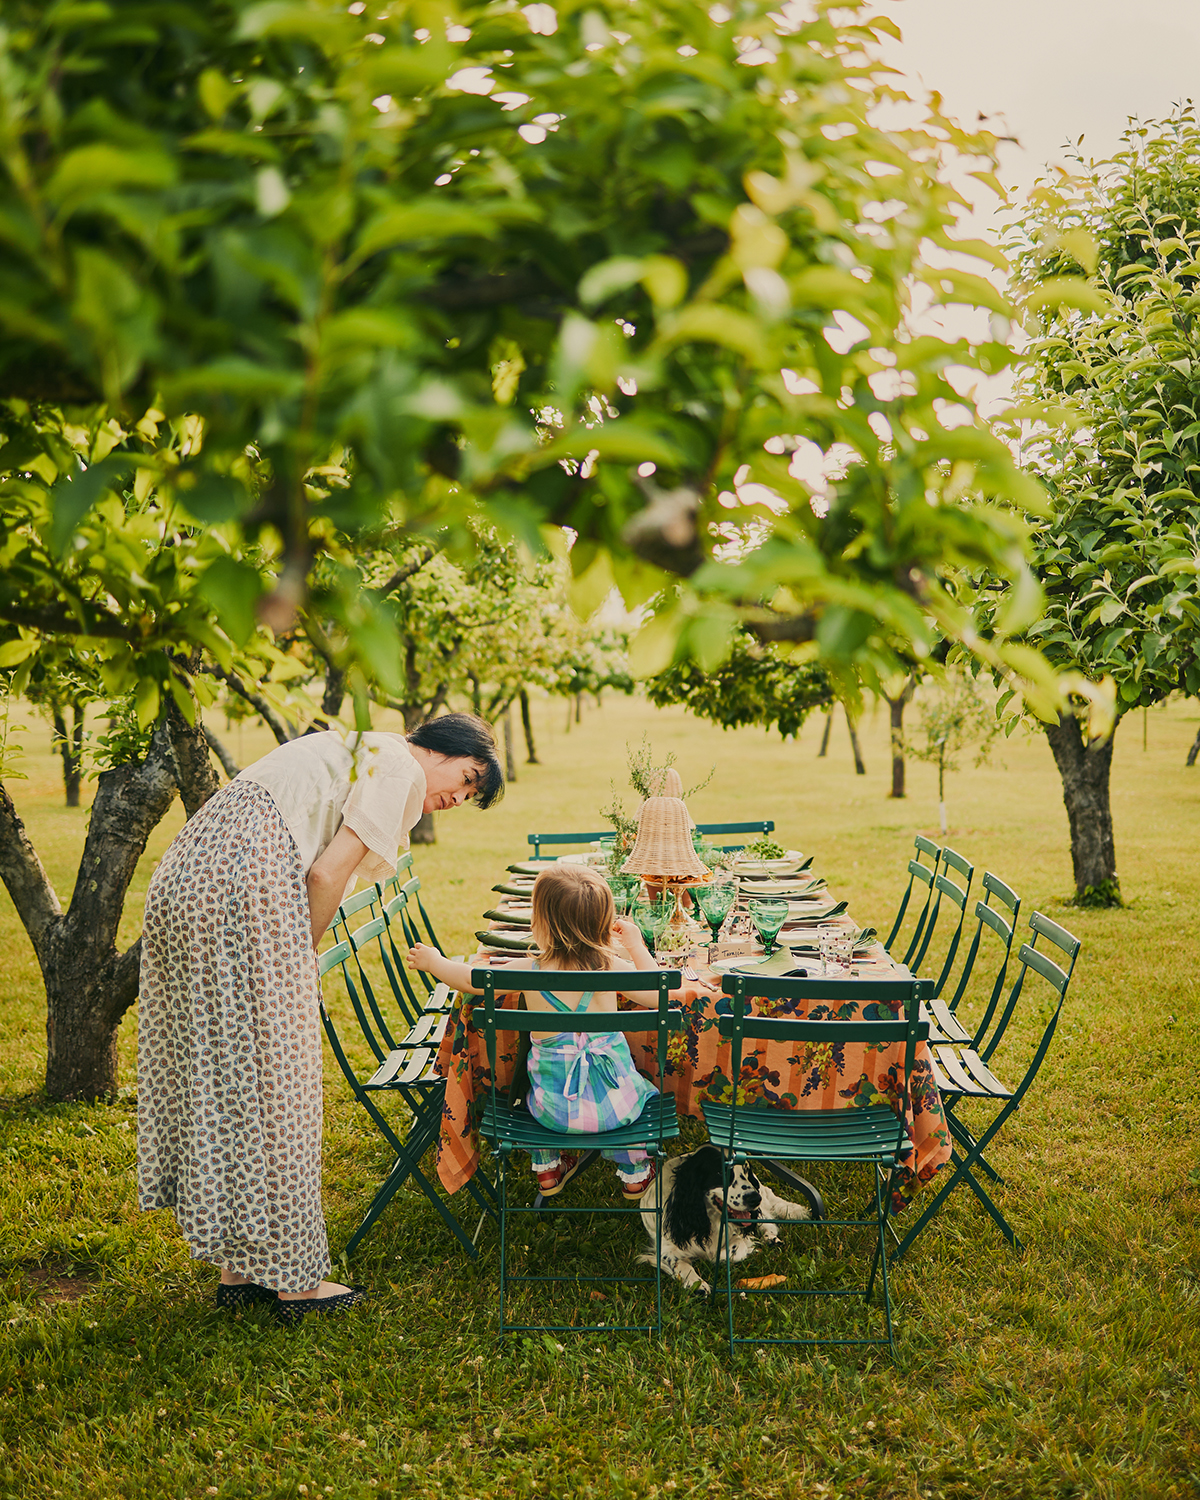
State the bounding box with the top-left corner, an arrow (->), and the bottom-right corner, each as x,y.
434,975 -> 951,1212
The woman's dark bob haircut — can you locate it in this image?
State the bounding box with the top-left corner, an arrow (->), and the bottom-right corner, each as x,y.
406,713 -> 504,809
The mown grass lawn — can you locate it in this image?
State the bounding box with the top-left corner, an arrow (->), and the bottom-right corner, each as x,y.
1,691 -> 1197,1500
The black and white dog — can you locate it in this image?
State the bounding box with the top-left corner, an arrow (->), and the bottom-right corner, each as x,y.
638,1145 -> 825,1293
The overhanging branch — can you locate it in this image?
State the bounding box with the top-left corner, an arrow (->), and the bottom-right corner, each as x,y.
203,664 -> 296,745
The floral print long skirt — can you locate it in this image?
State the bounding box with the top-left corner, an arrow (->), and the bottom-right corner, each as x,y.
137,779 -> 330,1293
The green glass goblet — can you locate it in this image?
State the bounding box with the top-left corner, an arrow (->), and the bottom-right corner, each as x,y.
748,898 -> 790,957
633,897 -> 673,954
693,879 -> 736,946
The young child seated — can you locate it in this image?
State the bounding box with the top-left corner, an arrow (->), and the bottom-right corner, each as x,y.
408,864 -> 662,1199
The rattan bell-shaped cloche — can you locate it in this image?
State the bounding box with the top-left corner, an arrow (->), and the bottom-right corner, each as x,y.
650,767 -> 684,798
645,767 -> 696,828
621,796 -> 709,881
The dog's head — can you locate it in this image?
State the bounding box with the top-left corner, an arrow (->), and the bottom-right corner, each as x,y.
663,1146 -> 764,1250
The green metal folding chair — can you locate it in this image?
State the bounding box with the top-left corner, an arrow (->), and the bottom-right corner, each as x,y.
702,973 -> 933,1357
891,911 -> 1081,1263
471,965 -> 683,1339
938,871 -> 1022,1032
884,834 -> 942,961
913,874 -> 1021,1192
693,819 -> 776,851
317,941 -> 497,1259
907,847 -> 975,983
525,830 -> 611,860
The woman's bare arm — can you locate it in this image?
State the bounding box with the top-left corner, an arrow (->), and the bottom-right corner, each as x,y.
307,826 -> 370,948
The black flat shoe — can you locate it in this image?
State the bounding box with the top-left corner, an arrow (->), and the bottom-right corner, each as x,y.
215,1282 -> 277,1310
273,1287 -> 368,1328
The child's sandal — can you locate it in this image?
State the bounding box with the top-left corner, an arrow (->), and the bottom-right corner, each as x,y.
535,1153 -> 582,1198
620,1163 -> 656,1200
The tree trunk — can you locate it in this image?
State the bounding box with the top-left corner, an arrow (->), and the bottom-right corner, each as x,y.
502,704 -> 518,783
322,663 -> 346,720
847,714 -> 866,775
886,680 -> 913,798
574,692 -> 583,724
202,725 -> 241,780
0,699 -> 218,1101
818,709 -> 833,757
1043,712 -> 1121,904
1187,724 -> 1200,767
519,689 -> 539,763
410,810 -> 436,845
51,704 -> 84,807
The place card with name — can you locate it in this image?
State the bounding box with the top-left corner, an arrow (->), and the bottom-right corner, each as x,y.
709,937 -> 757,965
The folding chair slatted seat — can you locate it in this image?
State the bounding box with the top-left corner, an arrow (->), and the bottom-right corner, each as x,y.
471,965 -> 683,1339
884,835 -> 942,960
891,911 -> 1081,1263
702,973 -> 934,1358
317,942 -> 496,1259
905,846 -> 974,977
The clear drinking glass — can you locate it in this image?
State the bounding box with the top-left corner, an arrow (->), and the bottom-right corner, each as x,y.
748,899 -> 790,956
817,924 -> 841,975
832,932 -> 855,972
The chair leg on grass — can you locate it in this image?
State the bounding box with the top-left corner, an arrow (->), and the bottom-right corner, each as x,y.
890,1123 -> 1024,1264
498,1147 -> 511,1340
946,1110 -> 1006,1185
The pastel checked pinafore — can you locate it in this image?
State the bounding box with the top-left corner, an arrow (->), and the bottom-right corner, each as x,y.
525,970 -> 657,1176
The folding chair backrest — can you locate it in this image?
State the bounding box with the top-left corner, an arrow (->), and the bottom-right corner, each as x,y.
382,851 -> 414,902
912,846 -> 974,986
316,936 -> 396,1085
470,966 -> 683,1148
403,863 -> 445,951
884,835 -> 942,954
379,889 -> 432,1019
716,973 -> 933,1155
949,871 -> 1021,1047
332,884 -> 383,943
694,819 -> 775,851
318,939 -> 352,980
343,915 -> 406,1055
978,910 -> 1080,1090
526,830 -> 609,860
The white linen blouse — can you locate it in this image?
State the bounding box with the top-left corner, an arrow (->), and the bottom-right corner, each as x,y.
236,730 -> 426,886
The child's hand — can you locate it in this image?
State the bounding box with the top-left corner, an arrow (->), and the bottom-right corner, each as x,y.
408,942 -> 439,972
612,917 -> 646,950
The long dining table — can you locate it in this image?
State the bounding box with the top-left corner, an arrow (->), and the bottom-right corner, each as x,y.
433,855 -> 952,1212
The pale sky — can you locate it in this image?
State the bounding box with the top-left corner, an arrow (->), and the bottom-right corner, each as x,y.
878,0 -> 1200,209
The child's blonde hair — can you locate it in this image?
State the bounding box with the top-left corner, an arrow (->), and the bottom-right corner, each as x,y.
531,865 -> 616,971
